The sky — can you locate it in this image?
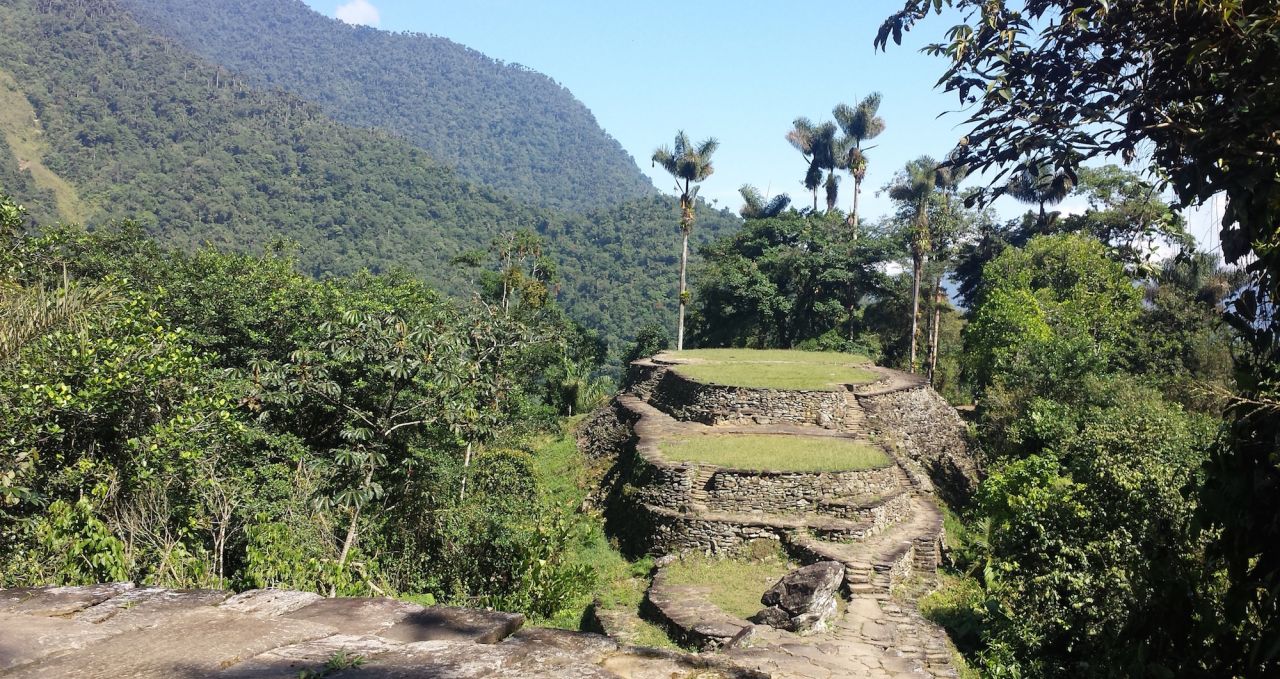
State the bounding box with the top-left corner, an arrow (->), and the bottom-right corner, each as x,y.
304,0 -> 1223,251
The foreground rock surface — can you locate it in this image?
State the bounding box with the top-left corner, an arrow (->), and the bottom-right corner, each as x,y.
0,584 -> 762,678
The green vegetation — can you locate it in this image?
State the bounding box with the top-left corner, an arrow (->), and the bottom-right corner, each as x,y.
665,348 -> 878,390
0,0 -> 740,348
525,415 -> 676,648
660,435 -> 889,473
118,0 -> 654,213
0,196 -> 611,621
662,542 -> 793,619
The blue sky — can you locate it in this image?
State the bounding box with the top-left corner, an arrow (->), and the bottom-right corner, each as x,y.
303,0 -> 1222,249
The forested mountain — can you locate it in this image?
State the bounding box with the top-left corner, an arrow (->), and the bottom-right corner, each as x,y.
0,0 -> 738,346
117,0 -> 656,213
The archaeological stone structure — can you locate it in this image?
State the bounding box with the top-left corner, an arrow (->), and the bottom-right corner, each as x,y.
580,352 -> 981,678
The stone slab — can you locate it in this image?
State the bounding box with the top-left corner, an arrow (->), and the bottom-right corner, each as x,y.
220,589 -> 323,617
0,614 -> 118,671
3,606 -> 337,678
74,587 -> 231,630
378,605 -> 524,644
221,633 -> 402,679
0,583 -> 135,617
282,597 -> 426,636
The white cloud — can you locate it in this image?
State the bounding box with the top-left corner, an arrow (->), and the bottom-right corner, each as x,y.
335,0 -> 381,27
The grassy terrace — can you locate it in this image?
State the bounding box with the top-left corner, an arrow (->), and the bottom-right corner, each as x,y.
663,541 -> 795,619
660,348 -> 879,391
661,434 -> 890,472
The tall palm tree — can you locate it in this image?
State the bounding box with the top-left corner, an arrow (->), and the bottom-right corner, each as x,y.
925,156 -> 970,383
786,117 -> 831,212
1005,160 -> 1074,228
833,93 -> 886,233
888,156 -> 940,371
653,131 -> 718,351
739,184 -> 791,219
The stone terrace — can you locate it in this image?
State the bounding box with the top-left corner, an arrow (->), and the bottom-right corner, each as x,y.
583,353 -> 974,678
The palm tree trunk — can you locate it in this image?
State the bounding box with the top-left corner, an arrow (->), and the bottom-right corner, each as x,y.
851,178 -> 861,235
909,256 -> 922,371
928,278 -> 942,385
677,229 -> 689,351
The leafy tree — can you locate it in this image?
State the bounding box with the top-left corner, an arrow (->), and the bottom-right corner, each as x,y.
833,93 -> 886,231
1062,165 -> 1194,274
652,131 -> 719,352
688,211 -> 893,351
974,381 -> 1215,677
877,6 -> 1280,662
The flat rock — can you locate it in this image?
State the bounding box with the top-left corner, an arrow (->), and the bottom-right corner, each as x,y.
3,606 -> 337,678
0,583 -> 135,617
221,589 -> 323,617
74,587 -> 230,629
0,614 -> 118,671
283,597 -> 425,636
378,605 -> 524,644
221,633 -> 403,679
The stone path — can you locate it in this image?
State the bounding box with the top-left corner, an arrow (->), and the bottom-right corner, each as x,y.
0,584 -> 762,678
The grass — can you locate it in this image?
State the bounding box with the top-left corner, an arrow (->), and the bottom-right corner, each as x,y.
660,434 -> 890,472
661,541 -> 793,620
661,348 -> 879,390
525,419 -> 679,649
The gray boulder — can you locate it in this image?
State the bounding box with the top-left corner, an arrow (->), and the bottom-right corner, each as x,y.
750,561 -> 844,634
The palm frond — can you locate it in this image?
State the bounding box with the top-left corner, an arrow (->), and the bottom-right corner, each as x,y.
0,281 -> 120,363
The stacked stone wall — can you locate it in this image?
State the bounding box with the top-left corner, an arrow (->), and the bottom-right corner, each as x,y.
858,387 -> 980,507
640,365 -> 856,429
702,467 -> 898,516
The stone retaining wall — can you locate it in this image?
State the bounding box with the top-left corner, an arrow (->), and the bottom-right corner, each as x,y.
816,488 -> 914,524
703,466 -> 900,517
632,362 -> 857,429
858,387 -> 980,507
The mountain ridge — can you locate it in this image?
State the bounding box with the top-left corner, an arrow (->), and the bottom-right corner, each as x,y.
0,0 -> 739,346
118,0 -> 657,213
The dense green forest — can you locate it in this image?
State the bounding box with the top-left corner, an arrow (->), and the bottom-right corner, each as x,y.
0,0 -> 739,348
0,193 -> 614,615
117,0 -> 655,213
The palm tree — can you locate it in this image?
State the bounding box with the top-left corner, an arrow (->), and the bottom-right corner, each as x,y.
786,117 -> 834,212
888,156 -> 940,371
653,131 -> 718,351
833,93 -> 886,233
925,157 -> 970,384
1005,160 -> 1074,228
739,184 -> 791,219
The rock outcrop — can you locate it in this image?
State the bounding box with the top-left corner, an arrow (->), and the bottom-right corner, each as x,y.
0,584 -> 762,678
751,561 -> 844,634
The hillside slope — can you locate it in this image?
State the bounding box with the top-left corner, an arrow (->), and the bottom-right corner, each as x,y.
0,0 -> 738,345
118,0 -> 656,213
